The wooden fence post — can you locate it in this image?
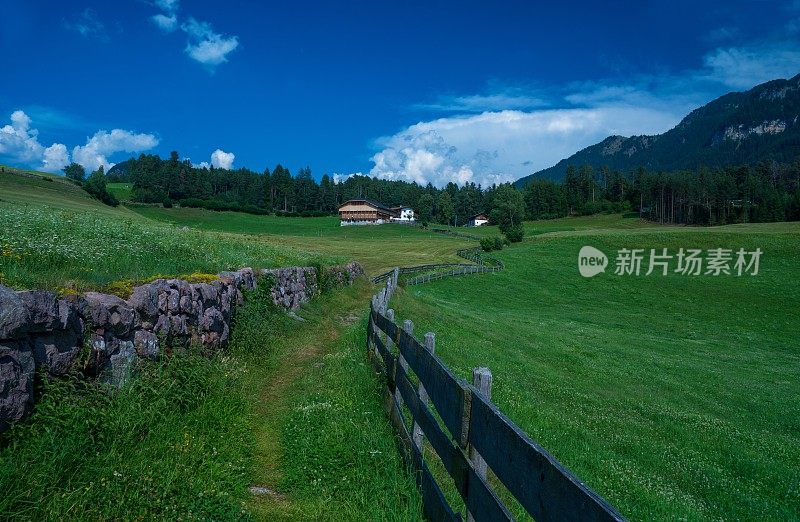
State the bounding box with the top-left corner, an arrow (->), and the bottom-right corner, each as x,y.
467,367 -> 492,522
412,332 -> 435,450
395,320 -> 413,410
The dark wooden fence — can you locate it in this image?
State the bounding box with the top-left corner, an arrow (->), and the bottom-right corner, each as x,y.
367,270 -> 625,521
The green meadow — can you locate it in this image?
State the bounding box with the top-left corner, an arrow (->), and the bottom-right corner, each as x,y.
1,165 -> 798,520
391,223 -> 800,520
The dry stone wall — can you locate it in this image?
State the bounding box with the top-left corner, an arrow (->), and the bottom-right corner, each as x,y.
0,261 -> 364,432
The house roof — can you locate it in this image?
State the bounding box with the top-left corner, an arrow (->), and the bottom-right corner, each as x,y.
468,213 -> 489,220
338,199 -> 394,213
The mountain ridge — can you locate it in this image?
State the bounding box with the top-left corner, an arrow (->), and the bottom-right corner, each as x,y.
514,73 -> 800,187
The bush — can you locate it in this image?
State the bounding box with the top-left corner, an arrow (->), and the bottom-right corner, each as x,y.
162,197 -> 173,208
481,236 -> 505,252
503,224 -> 524,243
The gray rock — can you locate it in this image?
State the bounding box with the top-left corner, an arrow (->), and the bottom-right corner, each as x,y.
154,314 -> 170,336
18,290 -> 60,332
84,292 -> 135,337
31,328 -> 82,376
134,330 -> 159,359
0,285 -> 27,340
200,307 -> 224,333
129,284 -> 160,323
107,339 -> 135,386
0,340 -> 34,433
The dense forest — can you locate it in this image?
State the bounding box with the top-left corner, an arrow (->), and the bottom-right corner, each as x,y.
525,161 -> 800,225
106,151 -> 800,228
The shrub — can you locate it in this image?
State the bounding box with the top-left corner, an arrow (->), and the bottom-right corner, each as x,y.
481,236 -> 505,252
162,197 -> 173,208
503,224 -> 524,243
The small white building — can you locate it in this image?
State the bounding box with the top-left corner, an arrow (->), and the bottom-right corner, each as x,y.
466,213 -> 489,227
390,206 -> 415,223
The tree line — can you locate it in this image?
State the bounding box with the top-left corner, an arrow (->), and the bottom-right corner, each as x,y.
95,151 -> 800,229
523,161 -> 800,225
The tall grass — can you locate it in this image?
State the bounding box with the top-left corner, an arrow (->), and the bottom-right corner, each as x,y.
0,204 -> 325,291
0,354 -> 253,520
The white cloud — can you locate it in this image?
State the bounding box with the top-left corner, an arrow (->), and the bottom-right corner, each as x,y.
72,129 -> 159,172
362,107 -> 680,187
151,13 -> 177,32
181,18 -> 239,67
0,110 -> 45,164
210,149 -> 235,169
41,144 -> 70,172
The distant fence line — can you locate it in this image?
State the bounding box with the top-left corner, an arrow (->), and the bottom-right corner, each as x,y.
367,270 -> 625,521
372,248 -> 504,286
428,227 -> 484,241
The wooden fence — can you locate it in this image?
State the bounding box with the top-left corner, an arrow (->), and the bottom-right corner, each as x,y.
372,248 -> 504,286
367,270 -> 625,521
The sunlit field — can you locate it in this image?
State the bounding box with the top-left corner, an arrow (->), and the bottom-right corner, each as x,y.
391,222 -> 800,520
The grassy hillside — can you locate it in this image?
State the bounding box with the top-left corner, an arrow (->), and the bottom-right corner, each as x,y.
0,168 -> 324,291
0,167 -> 140,218
391,221 -> 800,520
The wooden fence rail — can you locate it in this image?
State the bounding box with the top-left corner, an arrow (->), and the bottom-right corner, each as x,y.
367,270 -> 625,521
372,248 -> 504,286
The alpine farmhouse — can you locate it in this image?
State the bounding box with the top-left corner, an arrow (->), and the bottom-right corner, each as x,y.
338,199 -> 415,226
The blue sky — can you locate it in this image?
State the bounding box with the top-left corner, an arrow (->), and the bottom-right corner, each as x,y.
1,1 -> 799,186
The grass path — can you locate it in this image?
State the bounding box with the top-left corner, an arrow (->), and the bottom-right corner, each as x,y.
230,281 -> 423,520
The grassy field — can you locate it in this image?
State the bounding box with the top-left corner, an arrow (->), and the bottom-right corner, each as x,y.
391,222 -> 800,520
130,205 -> 471,276
0,281 -> 422,520
3,164 -> 798,520
107,182 -> 133,201
0,170 -> 330,291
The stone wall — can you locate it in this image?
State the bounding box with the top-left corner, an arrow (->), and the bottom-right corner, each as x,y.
0,261 -> 364,432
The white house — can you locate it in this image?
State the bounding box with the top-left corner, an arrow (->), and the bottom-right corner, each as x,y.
466,213 -> 489,227
390,206 -> 415,223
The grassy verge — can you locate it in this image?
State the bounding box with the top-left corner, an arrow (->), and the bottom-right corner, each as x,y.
0,280 -> 422,520
391,222 -> 800,520
0,354 -> 253,520
231,280 -> 422,520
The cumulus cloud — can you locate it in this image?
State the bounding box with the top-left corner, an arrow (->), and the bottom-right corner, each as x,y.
357,107 -> 680,187
151,13 -> 178,32
181,18 -> 239,67
72,129 -> 159,172
0,110 -> 44,163
210,149 -> 235,169
41,144 -> 70,172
